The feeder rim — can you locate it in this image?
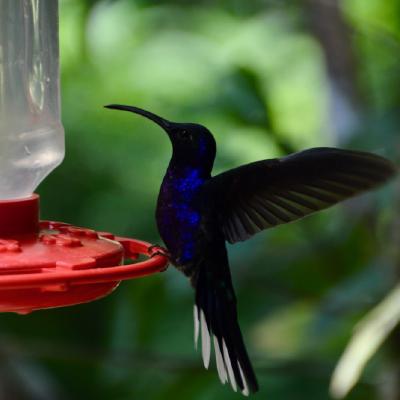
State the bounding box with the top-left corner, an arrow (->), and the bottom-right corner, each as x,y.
0,236 -> 169,290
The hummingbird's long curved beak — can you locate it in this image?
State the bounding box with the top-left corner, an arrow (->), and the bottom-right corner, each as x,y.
104,104 -> 171,130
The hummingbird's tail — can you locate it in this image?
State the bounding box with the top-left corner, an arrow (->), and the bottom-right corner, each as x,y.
192,259 -> 258,395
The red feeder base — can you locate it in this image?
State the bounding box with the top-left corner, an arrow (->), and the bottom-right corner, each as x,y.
0,195 -> 169,314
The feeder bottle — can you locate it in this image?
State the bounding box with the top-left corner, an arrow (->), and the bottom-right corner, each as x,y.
0,0 -> 65,200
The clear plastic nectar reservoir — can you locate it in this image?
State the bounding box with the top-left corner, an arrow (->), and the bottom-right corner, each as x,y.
0,0 -> 65,199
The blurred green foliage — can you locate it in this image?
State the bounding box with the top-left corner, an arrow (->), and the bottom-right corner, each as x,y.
1,0 -> 399,399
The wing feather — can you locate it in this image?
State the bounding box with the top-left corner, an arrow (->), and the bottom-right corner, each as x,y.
206,147 -> 396,243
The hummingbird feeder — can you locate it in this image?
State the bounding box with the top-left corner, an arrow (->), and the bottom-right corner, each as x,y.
0,0 -> 168,315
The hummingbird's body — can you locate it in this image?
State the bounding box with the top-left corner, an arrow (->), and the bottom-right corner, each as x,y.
156,165 -> 208,273
105,104 -> 396,396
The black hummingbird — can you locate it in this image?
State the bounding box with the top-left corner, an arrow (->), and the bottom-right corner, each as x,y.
105,104 -> 396,395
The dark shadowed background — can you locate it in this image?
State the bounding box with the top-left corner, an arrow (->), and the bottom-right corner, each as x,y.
1,0 -> 399,399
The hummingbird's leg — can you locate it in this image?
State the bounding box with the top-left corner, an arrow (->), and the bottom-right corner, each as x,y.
148,244 -> 170,270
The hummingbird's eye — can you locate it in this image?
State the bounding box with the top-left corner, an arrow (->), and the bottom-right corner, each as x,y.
178,129 -> 191,140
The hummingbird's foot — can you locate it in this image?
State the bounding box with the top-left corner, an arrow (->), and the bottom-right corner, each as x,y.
148,244 -> 170,271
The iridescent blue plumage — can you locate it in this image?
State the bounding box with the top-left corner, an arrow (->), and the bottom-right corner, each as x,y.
157,166 -> 206,265
174,169 -> 204,195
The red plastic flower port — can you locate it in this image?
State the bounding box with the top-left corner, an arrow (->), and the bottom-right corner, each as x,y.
0,195 -> 169,314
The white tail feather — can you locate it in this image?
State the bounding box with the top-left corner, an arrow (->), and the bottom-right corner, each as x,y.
239,362 -> 250,396
194,305 -> 199,350
213,335 -> 228,384
223,339 -> 237,392
200,309 -> 211,369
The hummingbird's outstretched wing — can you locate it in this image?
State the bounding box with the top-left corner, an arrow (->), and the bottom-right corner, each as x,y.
206,147 -> 396,243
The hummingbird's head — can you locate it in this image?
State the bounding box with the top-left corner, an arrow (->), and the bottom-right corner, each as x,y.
105,104 -> 216,167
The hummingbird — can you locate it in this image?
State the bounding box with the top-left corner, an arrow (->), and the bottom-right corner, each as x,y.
105,104 -> 396,395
